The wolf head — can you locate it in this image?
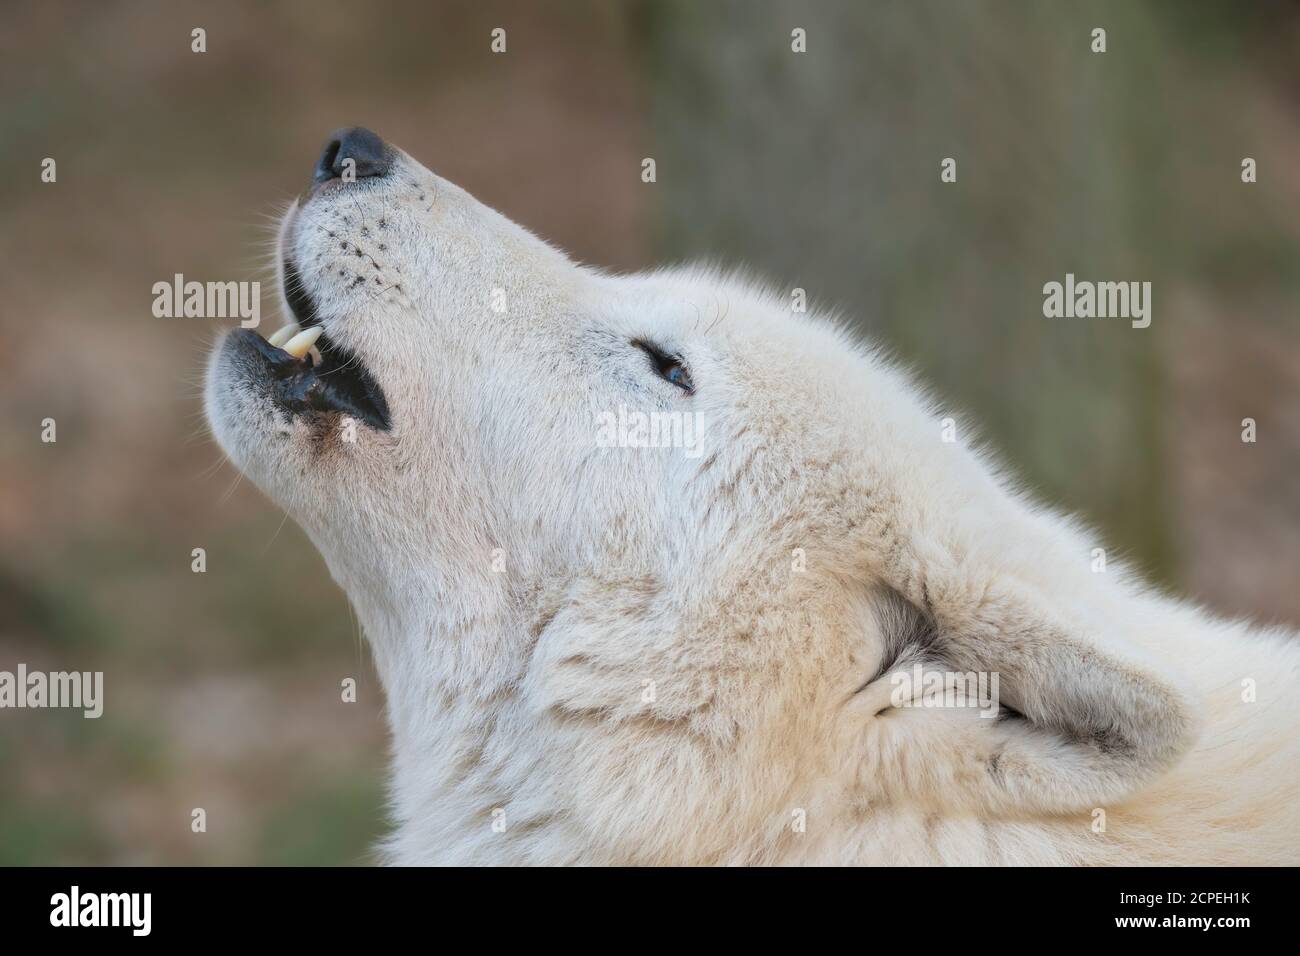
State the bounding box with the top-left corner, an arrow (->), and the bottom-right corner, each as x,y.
207,129 -> 1198,863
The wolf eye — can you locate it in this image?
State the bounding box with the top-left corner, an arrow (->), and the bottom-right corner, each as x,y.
633,340 -> 694,394
663,363 -> 691,389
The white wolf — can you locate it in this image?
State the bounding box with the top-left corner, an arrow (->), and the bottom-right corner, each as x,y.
206,128 -> 1300,865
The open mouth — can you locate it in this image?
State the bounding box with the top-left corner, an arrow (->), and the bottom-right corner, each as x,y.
243,257 -> 391,430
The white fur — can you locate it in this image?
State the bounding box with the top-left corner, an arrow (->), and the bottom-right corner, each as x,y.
206,144 -> 1300,865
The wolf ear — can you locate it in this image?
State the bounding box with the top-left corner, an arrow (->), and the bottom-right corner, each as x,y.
832,364 -> 1202,812
858,568 -> 1200,815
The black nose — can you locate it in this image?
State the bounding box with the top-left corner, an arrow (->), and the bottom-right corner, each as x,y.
314,127 -> 390,184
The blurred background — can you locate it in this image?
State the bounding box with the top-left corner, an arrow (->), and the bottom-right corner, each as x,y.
1,0 -> 1297,864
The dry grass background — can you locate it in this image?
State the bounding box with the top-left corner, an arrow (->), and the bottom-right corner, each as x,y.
0,0 -> 1296,864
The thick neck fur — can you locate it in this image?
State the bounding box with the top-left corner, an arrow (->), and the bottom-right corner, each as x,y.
327,550 -> 541,863
341,555 -> 1300,865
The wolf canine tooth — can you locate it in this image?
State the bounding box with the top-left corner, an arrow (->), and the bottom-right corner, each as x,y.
282,326 -> 324,358
267,323 -> 300,348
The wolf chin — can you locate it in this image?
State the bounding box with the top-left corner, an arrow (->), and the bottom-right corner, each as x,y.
206,128 -> 1300,865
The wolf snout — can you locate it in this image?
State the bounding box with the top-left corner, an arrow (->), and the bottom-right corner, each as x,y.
313,126 -> 391,186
